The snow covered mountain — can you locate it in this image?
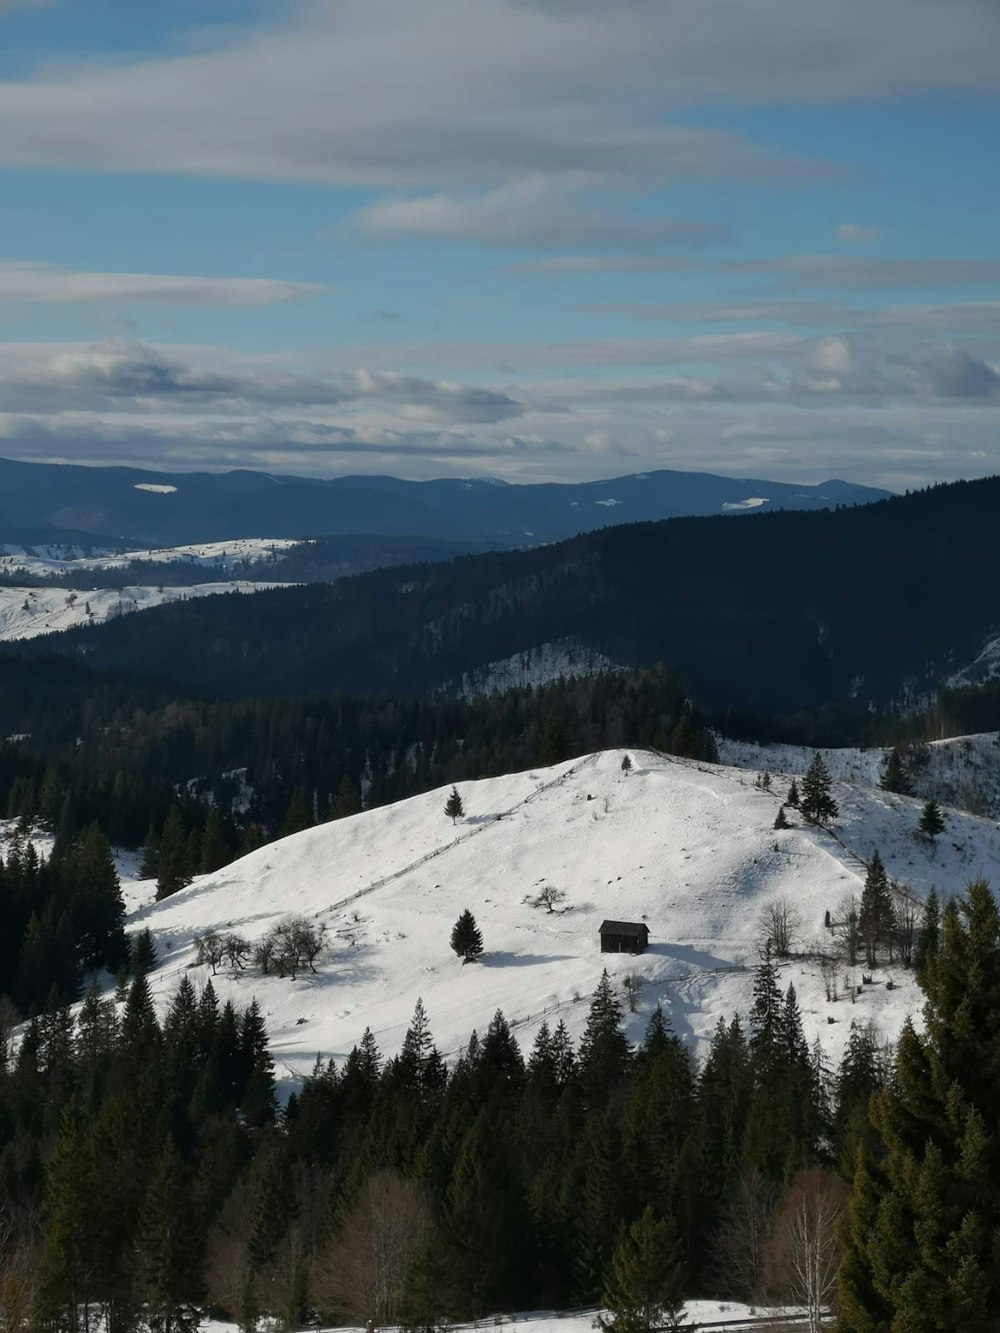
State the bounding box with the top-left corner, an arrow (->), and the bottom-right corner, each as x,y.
125,747 -> 1000,1098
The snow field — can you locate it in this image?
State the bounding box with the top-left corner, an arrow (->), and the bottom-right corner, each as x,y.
125,748 -> 1000,1098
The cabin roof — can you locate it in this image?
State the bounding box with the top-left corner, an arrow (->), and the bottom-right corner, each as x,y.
599,919 -> 650,936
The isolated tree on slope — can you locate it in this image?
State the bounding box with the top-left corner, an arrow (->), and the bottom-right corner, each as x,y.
800,752 -> 838,826
786,778 -> 800,808
621,754 -> 633,776
878,744 -> 915,797
445,787 -> 465,825
858,850 -> 895,969
918,798 -> 945,842
451,909 -> 483,963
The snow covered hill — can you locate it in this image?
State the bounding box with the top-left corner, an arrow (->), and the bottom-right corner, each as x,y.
0,580 -> 290,641
0,536 -> 300,579
718,733 -> 1000,819
126,748 -> 1000,1098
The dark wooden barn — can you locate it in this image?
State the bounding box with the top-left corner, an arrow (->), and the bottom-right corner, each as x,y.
599,919 -> 650,954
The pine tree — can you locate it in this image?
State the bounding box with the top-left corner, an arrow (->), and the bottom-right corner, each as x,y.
444,786 -> 465,825
199,807 -> 229,874
786,778 -> 800,807
282,786 -> 313,836
621,754 -> 633,776
133,1139 -> 203,1333
600,1206 -> 688,1332
539,708 -> 571,765
918,798 -> 945,842
800,752 -> 838,826
914,887 -> 941,980
139,823 -> 160,879
878,745 -> 915,796
773,805 -> 790,829
156,806 -> 192,901
858,850 -> 895,969
578,969 -> 630,1098
330,774 -> 361,820
838,878 -> 1000,1329
450,909 -> 484,962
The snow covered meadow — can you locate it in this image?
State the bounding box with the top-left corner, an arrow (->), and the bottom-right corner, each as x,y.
121,745 -> 1000,1098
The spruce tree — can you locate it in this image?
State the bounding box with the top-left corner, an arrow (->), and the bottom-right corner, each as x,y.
621,754 -> 633,776
858,850 -> 895,969
800,752 -> 838,826
331,774 -> 361,820
198,807 -> 229,875
839,878 -> 1000,1329
878,745 -> 915,796
773,805 -> 790,830
444,786 -> 465,825
134,1139 -> 203,1333
786,778 -> 800,807
156,806 -> 191,901
539,708 -> 571,765
282,786 -> 313,836
600,1206 -> 688,1332
918,798 -> 945,842
578,969 -> 630,1097
450,909 -> 483,963
914,887 -> 941,980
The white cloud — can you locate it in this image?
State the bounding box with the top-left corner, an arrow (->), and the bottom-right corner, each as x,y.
520,254 -> 1000,288
356,177 -> 728,249
1,0 -> 994,189
837,223 -> 881,243
0,262 -> 324,306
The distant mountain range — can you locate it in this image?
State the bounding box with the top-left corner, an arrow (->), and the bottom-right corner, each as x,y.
0,457 -> 889,548
10,475 -> 998,713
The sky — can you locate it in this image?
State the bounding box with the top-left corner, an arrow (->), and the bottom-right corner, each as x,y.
0,0 -> 998,489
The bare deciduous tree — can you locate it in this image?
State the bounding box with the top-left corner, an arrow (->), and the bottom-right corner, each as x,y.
892,888 -> 920,968
713,1171 -> 778,1303
195,929 -> 226,975
313,1170 -> 430,1327
529,884 -> 567,914
762,1169 -> 845,1333
833,894 -> 860,967
622,973 -> 642,1014
757,896 -> 802,958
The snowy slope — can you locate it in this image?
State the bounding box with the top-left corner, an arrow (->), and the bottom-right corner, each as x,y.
0,537 -> 301,578
126,749 -> 1000,1096
0,581 -> 291,641
717,733 -> 1000,818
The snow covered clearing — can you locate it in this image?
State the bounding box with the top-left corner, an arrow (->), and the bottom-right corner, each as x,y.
0,580 -> 291,641
717,732 -> 1000,818
0,818 -> 146,900
452,638 -> 622,698
125,748 -> 1000,1099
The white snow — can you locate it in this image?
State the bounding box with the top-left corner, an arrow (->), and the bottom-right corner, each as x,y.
126,748 -> 1000,1099
717,732 -> 1000,819
0,581 -> 292,641
0,536 -> 302,578
452,638 -> 622,698
133,483 -> 178,494
721,497 -> 769,511
594,498 -> 622,507
948,632 -> 1000,688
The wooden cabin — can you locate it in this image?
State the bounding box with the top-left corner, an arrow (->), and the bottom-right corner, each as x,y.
599,919 -> 650,954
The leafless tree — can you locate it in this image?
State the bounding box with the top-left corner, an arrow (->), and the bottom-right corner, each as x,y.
254,933 -> 277,975
622,973 -> 642,1014
762,1169 -> 845,1333
529,884 -> 567,913
313,1170 -> 430,1327
892,887 -> 920,968
258,917 -> 327,979
195,929 -> 226,975
712,1170 -> 778,1303
833,893 -> 860,967
223,932 -> 252,971
758,896 -> 802,958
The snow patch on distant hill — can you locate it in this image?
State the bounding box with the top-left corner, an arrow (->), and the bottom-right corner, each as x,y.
451,638 -> 621,698
722,496 -> 769,511
0,536 -> 302,578
717,732 -> 1000,818
0,581 -> 292,641
133,483 -> 178,495
126,748 -> 1000,1098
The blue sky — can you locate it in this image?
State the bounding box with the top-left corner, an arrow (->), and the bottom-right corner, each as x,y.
0,0 -> 998,488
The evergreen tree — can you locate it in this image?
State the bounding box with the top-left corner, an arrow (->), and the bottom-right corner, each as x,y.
134,1139 -> 203,1333
773,805 -> 790,830
539,708 -> 571,765
450,909 -> 484,963
156,806 -> 192,901
40,1102 -> 92,1333
330,774 -> 361,820
838,878 -> 1000,1329
914,887 -> 941,981
858,850 -> 895,969
281,786 -> 313,836
621,754 -> 633,776
918,798 -> 945,842
131,927 -> 158,978
578,969 -> 630,1098
878,745 -> 915,796
199,807 -> 229,875
800,752 -> 838,826
786,778 -> 800,807
139,823 -> 160,879
444,786 -> 465,825
600,1206 -> 688,1332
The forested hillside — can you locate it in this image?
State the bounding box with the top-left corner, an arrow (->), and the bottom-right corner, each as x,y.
12,476 -> 999,711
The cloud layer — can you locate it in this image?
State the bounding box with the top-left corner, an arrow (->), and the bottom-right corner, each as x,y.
0,263 -> 323,306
